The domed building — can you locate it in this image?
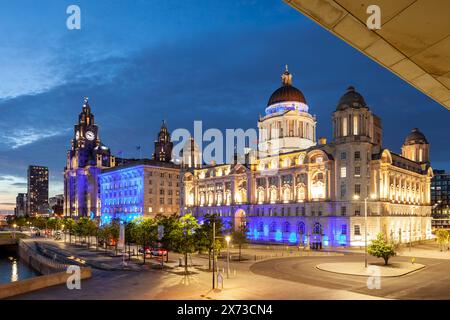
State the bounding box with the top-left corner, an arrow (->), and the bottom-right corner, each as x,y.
402,128 -> 430,164
258,66 -> 316,156
182,67 -> 433,248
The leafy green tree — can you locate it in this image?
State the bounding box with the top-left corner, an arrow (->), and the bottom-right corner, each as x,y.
170,213 -> 199,274
86,219 -> 99,248
368,232 -> 396,265
131,217 -> 157,264
98,225 -> 110,253
62,217 -> 75,243
231,221 -> 248,262
154,213 -> 179,251
435,229 -> 449,251
196,214 -> 224,270
108,219 -> 121,255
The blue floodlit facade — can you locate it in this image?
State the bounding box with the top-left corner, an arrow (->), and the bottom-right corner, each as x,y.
99,158 -> 181,225
99,165 -> 145,225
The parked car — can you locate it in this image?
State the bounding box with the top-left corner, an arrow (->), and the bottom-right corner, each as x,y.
138,247 -> 168,256
99,238 -> 116,247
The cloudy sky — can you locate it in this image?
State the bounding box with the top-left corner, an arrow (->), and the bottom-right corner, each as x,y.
0,0 -> 449,213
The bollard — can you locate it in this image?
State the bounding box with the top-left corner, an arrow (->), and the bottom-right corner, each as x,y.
179,257 -> 182,267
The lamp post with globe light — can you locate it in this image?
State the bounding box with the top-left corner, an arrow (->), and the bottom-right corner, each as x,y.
225,235 -> 231,279
353,193 -> 377,268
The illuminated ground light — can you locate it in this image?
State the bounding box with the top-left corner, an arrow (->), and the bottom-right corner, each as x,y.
288,232 -> 297,243
275,230 -> 282,242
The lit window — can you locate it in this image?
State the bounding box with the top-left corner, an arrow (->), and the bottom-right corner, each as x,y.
340,167 -> 347,178
353,115 -> 359,135
342,117 -> 348,136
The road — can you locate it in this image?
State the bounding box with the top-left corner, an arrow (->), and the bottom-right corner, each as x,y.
8,240 -> 450,300
250,254 -> 450,299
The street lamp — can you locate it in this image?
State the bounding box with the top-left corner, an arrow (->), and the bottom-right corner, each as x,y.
353,193 -> 377,268
225,235 -> 231,279
13,224 -> 17,239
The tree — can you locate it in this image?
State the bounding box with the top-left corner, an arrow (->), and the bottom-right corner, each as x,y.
85,219 -> 99,248
62,217 -> 75,243
170,213 -> 199,274
124,221 -> 136,257
196,214 -> 224,270
98,225 -> 110,254
435,229 -> 449,252
131,217 -> 157,264
154,213 -> 179,251
368,233 -> 396,265
231,221 -> 248,262
108,220 -> 121,255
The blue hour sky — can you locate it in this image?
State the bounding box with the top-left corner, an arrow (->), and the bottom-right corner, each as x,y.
0,0 -> 449,213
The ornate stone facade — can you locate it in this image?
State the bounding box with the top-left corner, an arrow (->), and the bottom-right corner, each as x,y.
181,69 -> 433,247
64,98 -> 116,219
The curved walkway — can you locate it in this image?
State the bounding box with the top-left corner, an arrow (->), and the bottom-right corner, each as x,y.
316,262 -> 425,277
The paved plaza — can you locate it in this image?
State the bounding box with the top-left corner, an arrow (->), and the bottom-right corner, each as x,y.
9,240 -> 450,300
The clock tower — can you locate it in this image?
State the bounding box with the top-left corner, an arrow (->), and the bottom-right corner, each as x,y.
64,98 -> 116,219
153,120 -> 174,162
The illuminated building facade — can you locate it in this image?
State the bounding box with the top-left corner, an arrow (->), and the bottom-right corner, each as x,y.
182,68 -> 433,247
431,169 -> 450,229
15,193 -> 28,217
99,123 -> 181,224
64,98 -> 116,219
27,165 -> 49,215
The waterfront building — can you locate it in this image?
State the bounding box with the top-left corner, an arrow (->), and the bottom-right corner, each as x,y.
27,165 -> 49,216
182,67 -> 433,247
99,122 -> 181,223
63,98 -> 116,219
49,194 -> 64,215
431,169 -> 450,229
14,193 -> 27,217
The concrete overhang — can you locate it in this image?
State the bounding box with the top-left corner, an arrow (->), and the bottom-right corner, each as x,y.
285,0 -> 450,110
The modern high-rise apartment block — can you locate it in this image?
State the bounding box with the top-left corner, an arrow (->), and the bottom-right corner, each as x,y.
27,165 -> 49,215
431,169 -> 450,229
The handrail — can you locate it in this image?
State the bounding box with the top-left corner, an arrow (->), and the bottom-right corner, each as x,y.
19,240 -> 68,272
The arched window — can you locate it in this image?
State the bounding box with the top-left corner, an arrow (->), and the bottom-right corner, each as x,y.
313,222 -> 322,234
258,222 -> 264,232
270,222 -> 277,233
298,222 -> 305,235
284,222 -> 290,233
270,187 -> 278,203
311,172 -> 326,199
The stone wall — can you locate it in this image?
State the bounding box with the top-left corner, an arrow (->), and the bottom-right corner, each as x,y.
0,267 -> 92,299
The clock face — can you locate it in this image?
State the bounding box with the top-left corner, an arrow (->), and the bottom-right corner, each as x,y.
86,131 -> 95,141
